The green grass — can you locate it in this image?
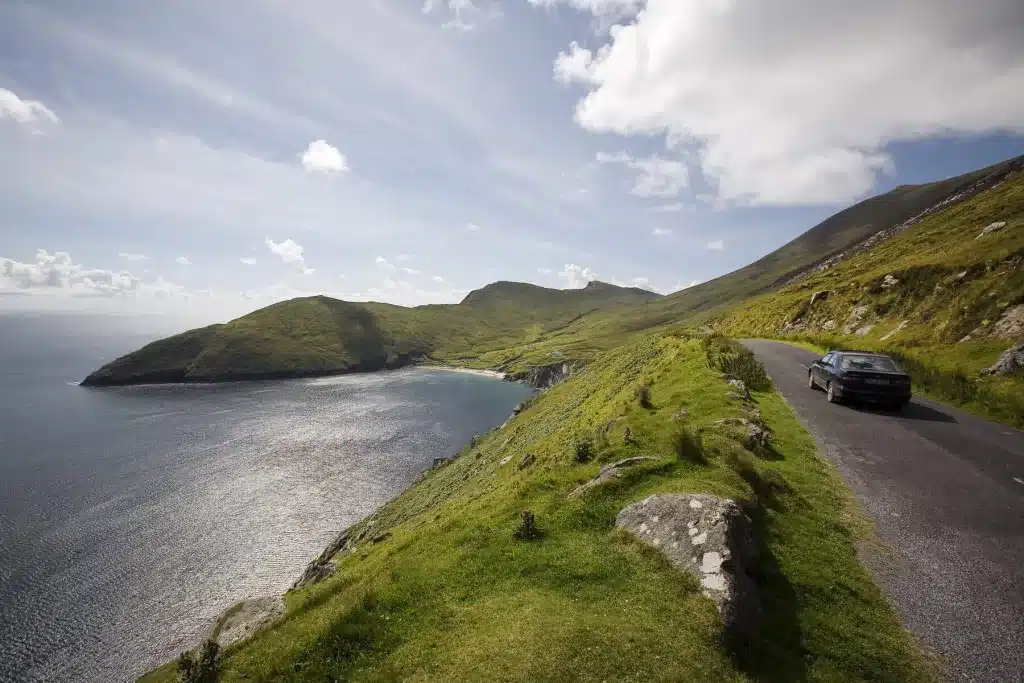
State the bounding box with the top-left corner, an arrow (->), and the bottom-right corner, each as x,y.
147,333 -> 934,682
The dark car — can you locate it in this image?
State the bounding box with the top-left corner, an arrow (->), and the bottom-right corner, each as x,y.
808,350 -> 912,410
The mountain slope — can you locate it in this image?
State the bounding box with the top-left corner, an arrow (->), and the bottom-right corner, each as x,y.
82,282 -> 660,385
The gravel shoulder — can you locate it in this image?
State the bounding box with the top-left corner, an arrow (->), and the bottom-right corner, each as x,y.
741,339 -> 1024,683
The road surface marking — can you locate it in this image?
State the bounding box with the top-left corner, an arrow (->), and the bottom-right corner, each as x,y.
1014,477 -> 1024,486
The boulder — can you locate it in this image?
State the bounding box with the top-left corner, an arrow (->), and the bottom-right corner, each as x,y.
518,453 -> 536,470
976,221 -> 1007,239
616,494 -> 758,637
881,274 -> 900,290
810,290 -> 831,305
821,319 -> 837,331
568,457 -> 660,499
855,324 -> 875,337
714,418 -> 770,452
981,344 -> 1024,377
726,378 -> 749,398
670,408 -> 689,421
210,596 -> 284,648
843,305 -> 871,334
293,528 -> 352,588
990,304 -> 1024,339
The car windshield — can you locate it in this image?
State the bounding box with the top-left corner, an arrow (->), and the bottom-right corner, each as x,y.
840,354 -> 902,372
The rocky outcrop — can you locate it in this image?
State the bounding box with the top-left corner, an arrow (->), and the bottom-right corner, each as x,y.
982,344 -> 1024,377
210,596 -> 284,648
991,305 -> 1024,340
726,379 -> 749,398
843,306 -> 871,334
568,457 -> 660,499
616,494 -> 759,637
976,221 -> 1007,239
292,528 -> 353,588
506,361 -> 580,390
714,417 -> 770,452
881,274 -> 900,290
810,290 -> 831,305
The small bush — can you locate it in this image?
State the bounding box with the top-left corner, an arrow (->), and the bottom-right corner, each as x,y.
514,510 -> 541,540
703,334 -> 773,392
573,436 -> 594,463
672,425 -> 705,464
635,383 -> 653,408
177,640 -> 220,683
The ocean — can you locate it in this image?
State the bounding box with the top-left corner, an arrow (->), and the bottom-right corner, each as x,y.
0,312 -> 534,682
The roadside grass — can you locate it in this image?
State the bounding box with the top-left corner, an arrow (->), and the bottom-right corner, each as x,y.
156,334 -> 934,683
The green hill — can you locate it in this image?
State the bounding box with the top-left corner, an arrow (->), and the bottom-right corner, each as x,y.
82,282 -> 660,386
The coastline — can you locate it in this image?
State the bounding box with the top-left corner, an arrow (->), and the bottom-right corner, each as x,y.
417,365 -> 507,380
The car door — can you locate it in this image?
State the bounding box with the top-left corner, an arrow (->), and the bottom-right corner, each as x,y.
813,353 -> 833,386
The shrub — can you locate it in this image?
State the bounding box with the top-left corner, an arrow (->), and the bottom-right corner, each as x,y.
702,334 -> 773,392
177,640 -> 221,683
635,383 -> 653,408
514,510 -> 541,540
573,436 -> 594,463
672,425 -> 705,464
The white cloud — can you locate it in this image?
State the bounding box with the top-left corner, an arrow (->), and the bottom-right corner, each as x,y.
650,202 -> 684,213
652,227 -> 672,236
596,151 -> 688,197
401,266 -> 422,275
537,267 -> 553,275
240,257 -> 257,265
265,237 -> 314,275
560,263 -> 598,288
0,249 -> 184,298
375,256 -> 396,271
0,88 -> 59,126
707,239 -> 725,251
300,139 -> 349,173
118,252 -> 148,261
432,275 -> 445,283
466,222 -> 480,231
541,0 -> 1024,205
394,254 -> 416,262
175,256 -> 192,265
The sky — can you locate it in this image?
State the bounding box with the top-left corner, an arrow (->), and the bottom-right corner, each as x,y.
2,0 -> 1023,324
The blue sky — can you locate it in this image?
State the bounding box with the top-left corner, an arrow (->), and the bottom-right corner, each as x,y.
2,0 -> 1022,322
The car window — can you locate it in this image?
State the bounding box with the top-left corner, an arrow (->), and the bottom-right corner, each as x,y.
840,354 -> 902,372
819,353 -> 833,365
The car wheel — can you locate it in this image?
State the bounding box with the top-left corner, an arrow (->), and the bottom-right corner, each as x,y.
807,372 -> 817,390
826,382 -> 840,404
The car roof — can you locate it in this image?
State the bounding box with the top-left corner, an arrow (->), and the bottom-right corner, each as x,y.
830,350 -> 889,356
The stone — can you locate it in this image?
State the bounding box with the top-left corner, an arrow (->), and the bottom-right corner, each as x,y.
714,418 -> 770,452
432,457 -> 450,468
726,379 -> 749,398
726,392 -> 746,401
976,221 -> 1007,239
616,494 -> 758,637
855,324 -> 874,337
954,270 -> 969,282
810,290 -> 831,305
292,529 -> 352,588
881,274 -> 900,290
981,344 -> 1024,377
499,455 -> 513,466
880,320 -> 909,341
670,408 -> 689,421
843,305 -> 871,334
518,453 -> 536,470
210,596 -> 284,648
990,304 -> 1024,339
821,319 -> 837,331
568,457 -> 660,499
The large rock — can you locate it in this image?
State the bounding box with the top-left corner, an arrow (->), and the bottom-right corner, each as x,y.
714,417 -> 770,452
568,457 -> 660,499
292,529 -> 353,588
616,494 -> 758,637
843,305 -> 871,334
210,596 -> 284,648
881,274 -> 900,290
990,305 -> 1024,340
976,221 -> 1007,239
810,290 -> 831,305
982,344 -> 1024,377
507,361 -> 578,389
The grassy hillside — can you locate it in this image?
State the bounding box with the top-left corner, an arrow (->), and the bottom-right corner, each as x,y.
718,165 -> 1024,426
141,333 -> 935,683
82,282 -> 660,385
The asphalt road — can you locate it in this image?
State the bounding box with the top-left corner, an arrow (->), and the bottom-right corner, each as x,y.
741,340 -> 1024,683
